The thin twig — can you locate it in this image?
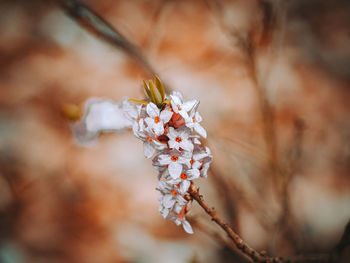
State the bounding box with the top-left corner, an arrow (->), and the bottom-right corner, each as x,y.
54,0 -> 156,77
188,183 -> 336,263
188,184 -> 268,262
191,218 -> 251,262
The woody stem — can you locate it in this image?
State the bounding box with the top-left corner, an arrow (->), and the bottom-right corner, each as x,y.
188,184 -> 333,263
188,183 -> 268,262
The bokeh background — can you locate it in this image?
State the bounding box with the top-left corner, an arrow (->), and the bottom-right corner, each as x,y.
0,0 -> 350,262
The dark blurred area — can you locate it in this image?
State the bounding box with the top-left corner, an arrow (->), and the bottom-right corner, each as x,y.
0,0 -> 350,262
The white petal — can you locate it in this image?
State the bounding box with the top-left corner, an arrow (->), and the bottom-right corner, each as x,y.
201,163 -> 211,178
171,91 -> 183,101
168,162 -> 182,179
180,140 -> 194,152
160,110 -> 173,123
205,147 -> 212,155
153,140 -> 167,150
194,124 -> 207,138
180,129 -> 190,139
173,218 -> 181,226
179,110 -> 189,120
167,127 -> 177,140
182,219 -> 194,234
146,102 -> 159,118
132,121 -> 140,137
195,112 -> 203,122
179,157 -> 191,168
144,117 -> 154,128
122,98 -> 139,120
180,180 -> 191,193
182,100 -> 198,112
143,142 -> 155,158
192,161 -> 201,169
193,138 -> 201,144
170,100 -> 179,113
173,203 -> 183,214
176,195 -> 187,205
158,155 -> 171,165
85,99 -> 133,132
187,168 -> 200,179
153,122 -> 164,136
168,140 -> 178,150
170,93 -> 182,105
163,194 -> 176,209
160,207 -> 170,218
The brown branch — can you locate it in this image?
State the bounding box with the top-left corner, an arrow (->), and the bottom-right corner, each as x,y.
54,0 -> 157,77
188,184 -> 268,262
191,218 -> 251,263
188,183 -> 335,263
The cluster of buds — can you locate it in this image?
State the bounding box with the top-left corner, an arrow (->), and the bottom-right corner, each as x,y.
73,77 -> 212,234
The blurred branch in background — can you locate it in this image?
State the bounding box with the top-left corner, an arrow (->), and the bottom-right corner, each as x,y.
0,0 -> 349,262
190,183 -> 350,263
54,0 -> 158,79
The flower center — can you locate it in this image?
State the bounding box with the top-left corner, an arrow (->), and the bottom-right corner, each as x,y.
177,106 -> 181,111
154,116 -> 160,123
192,117 -> 196,123
171,190 -> 178,196
180,173 -> 187,180
171,155 -> 179,162
147,137 -> 152,142
175,137 -> 182,143
190,159 -> 194,165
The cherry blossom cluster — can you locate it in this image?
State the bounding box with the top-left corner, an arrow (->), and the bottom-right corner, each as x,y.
73,78 -> 212,234
130,91 -> 212,233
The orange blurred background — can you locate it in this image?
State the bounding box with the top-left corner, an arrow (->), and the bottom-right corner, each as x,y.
0,0 -> 350,262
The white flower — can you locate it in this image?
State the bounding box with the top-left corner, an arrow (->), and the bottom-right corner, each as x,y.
134,121 -> 166,158
72,98 -> 137,144
145,102 -> 173,136
131,104 -> 148,135
170,91 -> 198,119
157,181 -> 187,212
186,110 -> 207,138
169,205 -> 193,234
191,146 -> 212,178
190,135 -> 202,145
121,97 -> 141,122
155,150 -> 192,179
167,127 -> 194,152
166,168 -> 200,193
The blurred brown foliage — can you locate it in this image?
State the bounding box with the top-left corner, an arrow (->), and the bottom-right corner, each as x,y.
0,0 -> 350,262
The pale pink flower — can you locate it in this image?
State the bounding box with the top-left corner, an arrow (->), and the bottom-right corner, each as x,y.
133,121 -> 166,158
166,168 -> 200,194
144,102 -> 173,136
170,91 -> 198,119
191,146 -> 212,178
186,110 -> 207,138
167,127 -> 194,152
155,150 -> 192,179
169,206 -> 193,234
157,181 -> 187,211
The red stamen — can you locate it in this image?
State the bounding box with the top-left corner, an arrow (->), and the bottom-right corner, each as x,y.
171,156 -> 179,162
171,190 -> 178,196
176,137 -> 182,142
154,116 -> 160,123
180,173 -> 187,180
